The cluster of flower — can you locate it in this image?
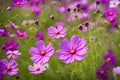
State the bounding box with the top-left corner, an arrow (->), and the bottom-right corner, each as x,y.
28,21 -> 88,74
0,40 -> 20,78
96,49 -> 116,80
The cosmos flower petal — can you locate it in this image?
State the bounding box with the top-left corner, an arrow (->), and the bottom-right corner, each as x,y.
74,54 -> 85,61
76,46 -> 88,55
70,35 -> 80,49
59,39 -> 70,50
29,47 -> 39,56
10,60 -> 18,68
48,26 -> 56,33
7,71 -> 17,76
63,55 -> 75,64
31,55 -> 42,63
56,50 -> 71,60
28,65 -> 36,72
36,40 -> 45,50
76,39 -> 87,50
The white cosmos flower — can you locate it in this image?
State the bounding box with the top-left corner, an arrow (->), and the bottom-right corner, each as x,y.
109,0 -> 120,8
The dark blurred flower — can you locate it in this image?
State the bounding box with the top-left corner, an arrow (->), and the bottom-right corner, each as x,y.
5,40 -> 19,51
78,24 -> 83,30
35,31 -> 44,40
34,20 -> 39,25
96,0 -> 100,5
84,21 -> 89,27
0,73 -> 3,80
100,0 -> 110,4
103,8 -> 118,26
56,35 -> 88,64
0,27 -> 8,37
104,8 -> 118,18
0,60 -> 6,74
16,30 -> 27,39
12,0 -> 28,7
50,15 -> 55,20
78,24 -> 88,32
1,59 -> 18,76
96,64 -> 108,80
103,8 -> 118,18
29,0 -> 44,6
103,49 -> 116,66
29,40 -> 54,64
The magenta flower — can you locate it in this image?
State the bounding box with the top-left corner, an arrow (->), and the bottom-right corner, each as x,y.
28,63 -> 48,74
16,30 -> 27,39
100,0 -> 110,4
0,60 -> 6,74
12,0 -> 27,7
1,59 -> 18,76
48,24 -> 66,39
29,40 -> 54,64
103,8 -> 118,18
6,50 -> 21,59
56,35 -> 88,64
103,49 -> 116,66
0,27 -> 9,37
5,40 -> 19,51
35,31 -> 44,40
103,8 -> 118,26
96,64 -> 108,80
55,21 -> 65,27
30,5 -> 41,16
0,73 -> 3,80
113,66 -> 120,77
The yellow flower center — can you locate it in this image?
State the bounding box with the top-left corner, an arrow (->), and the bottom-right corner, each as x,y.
9,46 -> 13,49
106,57 -> 111,62
40,50 -> 45,55
109,12 -> 113,16
7,66 -> 11,70
16,2 -> 20,5
36,67 -> 40,71
70,49 -> 75,54
12,51 -> 14,54
55,30 -> 59,34
109,18 -> 113,22
100,70 -> 104,74
19,33 -> 23,36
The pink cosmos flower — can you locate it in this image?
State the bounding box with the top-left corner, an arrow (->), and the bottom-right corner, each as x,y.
113,66 -> 120,77
6,50 -> 21,59
29,40 -> 54,64
48,24 -> 66,39
16,30 -> 27,39
12,0 -> 27,7
56,35 -> 88,64
28,63 -> 48,74
1,59 -> 18,76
